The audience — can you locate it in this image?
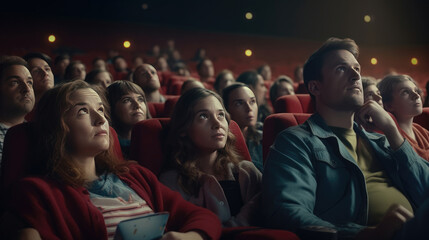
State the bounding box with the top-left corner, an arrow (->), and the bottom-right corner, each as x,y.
293,65 -> 304,84
112,56 -> 131,80
23,53 -> 54,103
172,62 -> 190,77
53,54 -> 70,84
269,75 -> 295,106
223,83 -> 264,172
236,70 -> 270,122
0,56 -> 35,164
362,76 -> 383,107
262,37 -> 429,240
155,56 -> 169,72
181,79 -> 205,95
107,81 -> 151,159
378,74 -> 429,161
133,64 -> 165,103
256,64 -> 272,82
92,57 -> 107,71
2,80 -> 220,239
64,60 -> 87,81
214,69 -> 235,95
197,59 -> 215,83
85,69 -> 113,89
160,88 -> 262,227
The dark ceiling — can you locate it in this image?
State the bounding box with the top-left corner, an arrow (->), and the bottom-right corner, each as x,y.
3,0 -> 428,46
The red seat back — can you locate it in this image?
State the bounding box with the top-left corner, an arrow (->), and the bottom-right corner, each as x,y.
147,102 -> 166,118
163,96 -> 181,117
414,107 -> 429,131
129,118 -> 251,176
274,94 -> 314,113
262,113 -> 311,162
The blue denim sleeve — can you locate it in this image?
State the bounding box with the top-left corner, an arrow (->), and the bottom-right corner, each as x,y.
390,140 -> 429,206
261,130 -> 365,238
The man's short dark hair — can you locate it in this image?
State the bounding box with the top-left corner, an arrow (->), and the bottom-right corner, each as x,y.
23,52 -> 52,66
0,56 -> 28,81
303,37 -> 359,99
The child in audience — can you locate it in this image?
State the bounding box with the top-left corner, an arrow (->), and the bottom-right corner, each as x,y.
159,88 -> 262,227
378,74 -> 429,161
85,69 -> 113,89
107,80 -> 151,158
2,80 -> 221,240
222,83 -> 264,172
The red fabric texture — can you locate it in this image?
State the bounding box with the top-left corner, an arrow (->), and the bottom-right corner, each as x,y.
8,164 -> 222,240
262,113 -> 311,163
399,123 -> 429,161
274,94 -> 314,113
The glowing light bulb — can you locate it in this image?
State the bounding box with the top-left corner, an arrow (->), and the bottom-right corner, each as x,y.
48,35 -> 56,43
123,41 -> 131,48
364,15 -> 371,23
245,12 -> 253,20
371,58 -> 378,65
411,58 -> 418,65
245,49 -> 252,57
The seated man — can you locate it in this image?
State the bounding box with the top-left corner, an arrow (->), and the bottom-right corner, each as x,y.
133,64 -> 165,103
23,52 -> 54,104
262,37 -> 429,240
0,56 -> 35,164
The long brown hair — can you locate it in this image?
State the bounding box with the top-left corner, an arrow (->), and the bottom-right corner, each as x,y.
167,88 -> 241,196
34,80 -> 127,187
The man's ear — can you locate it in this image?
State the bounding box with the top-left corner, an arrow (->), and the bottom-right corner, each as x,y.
307,80 -> 320,96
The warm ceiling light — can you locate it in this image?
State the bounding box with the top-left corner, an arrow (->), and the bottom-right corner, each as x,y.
48,35 -> 56,43
370,57 -> 378,65
411,57 -> 418,65
142,3 -> 148,10
245,49 -> 252,57
245,12 -> 253,20
364,15 -> 371,23
123,41 -> 131,48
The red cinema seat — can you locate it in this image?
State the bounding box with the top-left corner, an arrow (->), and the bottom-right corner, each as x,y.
274,94 -> 314,113
147,102 -> 165,118
414,107 -> 429,131
129,118 -> 251,176
263,113 -> 311,162
295,82 -> 308,94
0,123 -> 124,195
163,96 -> 181,117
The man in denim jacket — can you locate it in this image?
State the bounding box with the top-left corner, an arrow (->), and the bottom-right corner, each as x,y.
262,37 -> 429,240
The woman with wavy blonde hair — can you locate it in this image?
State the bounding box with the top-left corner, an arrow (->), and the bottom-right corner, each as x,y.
160,88 -> 262,227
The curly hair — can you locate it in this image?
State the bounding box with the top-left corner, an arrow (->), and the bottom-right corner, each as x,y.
166,88 -> 241,196
34,80 -> 128,187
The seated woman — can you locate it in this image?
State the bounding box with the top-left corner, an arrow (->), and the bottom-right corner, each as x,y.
3,80 -> 220,240
269,75 -> 295,107
85,69 -> 113,89
362,76 -> 383,107
64,60 -> 87,81
106,80 -> 151,159
378,74 -> 429,161
214,69 -> 235,95
159,88 -> 262,227
222,83 -> 263,172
